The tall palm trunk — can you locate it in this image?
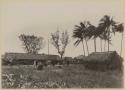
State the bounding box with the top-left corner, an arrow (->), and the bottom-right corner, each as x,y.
104,40 -> 106,52
100,39 -> 102,52
82,40 -> 85,56
107,29 -> 110,52
94,38 -> 96,52
85,39 -> 89,55
107,39 -> 109,52
120,32 -> 123,56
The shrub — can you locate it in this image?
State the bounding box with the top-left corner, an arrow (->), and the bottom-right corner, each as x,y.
51,60 -> 58,66
82,51 -> 123,71
37,65 -> 43,70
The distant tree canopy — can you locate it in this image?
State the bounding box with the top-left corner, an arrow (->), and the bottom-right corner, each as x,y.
19,34 -> 44,54
51,30 -> 69,59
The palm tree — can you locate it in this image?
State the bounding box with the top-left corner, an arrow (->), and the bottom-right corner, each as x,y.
87,20 -> 112,53
86,22 -> 97,52
99,15 -> 116,51
114,23 -> 124,56
73,22 -> 86,56
83,22 -> 90,55
97,23 -> 107,52
99,31 -> 111,52
73,22 -> 90,56
100,37 -> 102,52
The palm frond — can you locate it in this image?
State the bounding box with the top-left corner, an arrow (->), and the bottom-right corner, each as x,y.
75,25 -> 81,29
74,39 -> 81,46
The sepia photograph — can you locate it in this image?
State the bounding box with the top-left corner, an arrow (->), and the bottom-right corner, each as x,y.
0,0 -> 125,89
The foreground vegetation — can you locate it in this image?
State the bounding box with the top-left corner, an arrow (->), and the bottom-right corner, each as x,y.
2,64 -> 123,88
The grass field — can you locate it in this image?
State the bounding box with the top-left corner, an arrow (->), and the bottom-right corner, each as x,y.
2,64 -> 123,88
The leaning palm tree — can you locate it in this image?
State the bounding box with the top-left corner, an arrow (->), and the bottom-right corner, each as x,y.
73,22 -> 86,56
73,22 -> 91,56
99,15 -> 116,51
96,23 -> 111,52
97,23 -> 107,52
114,23 -> 124,56
83,21 -> 90,55
85,22 -> 97,52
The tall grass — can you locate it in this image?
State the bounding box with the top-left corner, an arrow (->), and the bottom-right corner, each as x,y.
2,64 -> 123,88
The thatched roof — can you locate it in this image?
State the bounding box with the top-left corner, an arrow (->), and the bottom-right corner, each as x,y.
64,57 -> 72,61
86,51 -> 121,62
3,52 -> 60,61
75,55 -> 87,60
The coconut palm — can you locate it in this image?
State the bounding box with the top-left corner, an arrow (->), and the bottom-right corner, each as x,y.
99,31 -> 111,52
73,22 -> 91,56
100,37 -> 102,52
73,22 -> 86,56
85,22 -> 97,52
96,23 -> 111,52
86,21 -> 112,53
96,23 -> 106,52
83,22 -> 90,55
114,23 -> 124,56
99,15 -> 116,51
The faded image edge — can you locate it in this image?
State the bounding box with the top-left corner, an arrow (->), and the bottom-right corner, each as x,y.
1,0 -> 125,88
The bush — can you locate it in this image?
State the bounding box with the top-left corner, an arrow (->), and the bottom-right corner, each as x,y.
51,60 -> 58,66
82,51 -> 123,71
37,65 -> 43,70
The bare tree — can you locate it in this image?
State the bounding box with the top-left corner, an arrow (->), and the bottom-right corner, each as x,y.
19,34 -> 44,54
51,30 -> 69,59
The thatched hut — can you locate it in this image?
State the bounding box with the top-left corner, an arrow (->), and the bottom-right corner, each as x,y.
74,55 -> 86,60
74,55 -> 88,64
83,51 -> 123,71
63,57 -> 73,65
2,52 -> 60,66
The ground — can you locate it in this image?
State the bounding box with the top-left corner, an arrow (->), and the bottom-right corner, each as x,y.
2,64 -> 123,88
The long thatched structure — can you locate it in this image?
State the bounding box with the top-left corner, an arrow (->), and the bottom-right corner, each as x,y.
2,52 -> 60,65
83,51 -> 123,71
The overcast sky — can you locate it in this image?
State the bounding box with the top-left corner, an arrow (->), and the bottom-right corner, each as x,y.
0,0 -> 124,57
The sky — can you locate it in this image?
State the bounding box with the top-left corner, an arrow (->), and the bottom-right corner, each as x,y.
0,0 -> 124,57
